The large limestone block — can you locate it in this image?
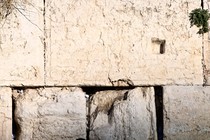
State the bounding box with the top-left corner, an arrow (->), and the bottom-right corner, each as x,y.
45,0 -> 202,86
89,87 -> 157,140
0,88 -> 12,140
0,0 -> 44,86
13,87 -> 86,140
164,86 -> 210,140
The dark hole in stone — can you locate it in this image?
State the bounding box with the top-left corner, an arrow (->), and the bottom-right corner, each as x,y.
160,40 -> 165,54
12,96 -> 21,140
201,0 -> 204,9
151,38 -> 166,54
154,86 -> 164,140
123,91 -> 129,100
81,86 -> 134,95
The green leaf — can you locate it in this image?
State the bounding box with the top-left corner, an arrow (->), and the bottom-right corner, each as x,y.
189,8 -> 209,34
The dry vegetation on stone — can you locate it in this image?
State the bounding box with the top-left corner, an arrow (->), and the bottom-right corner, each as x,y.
0,0 -> 12,20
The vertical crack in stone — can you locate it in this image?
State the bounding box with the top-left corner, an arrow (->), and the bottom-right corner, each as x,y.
43,0 -> 47,85
201,0 -> 204,9
82,87 -> 98,140
202,35 -> 207,85
154,86 -> 163,140
86,95 -> 91,140
12,90 -> 21,140
200,0 -> 207,86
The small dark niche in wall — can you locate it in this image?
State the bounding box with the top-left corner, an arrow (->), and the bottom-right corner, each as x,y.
12,96 -> 21,140
151,38 -> 166,54
159,40 -> 165,54
81,86 -> 135,95
154,86 -> 164,140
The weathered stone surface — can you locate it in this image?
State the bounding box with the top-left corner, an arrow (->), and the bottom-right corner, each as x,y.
13,87 -> 86,140
164,86 -> 210,140
45,0 -> 202,86
89,87 -> 157,140
0,88 -> 12,140
204,0 -> 210,85
204,35 -> 210,85
204,44 -> 210,86
203,1 -> 210,85
0,0 -> 44,86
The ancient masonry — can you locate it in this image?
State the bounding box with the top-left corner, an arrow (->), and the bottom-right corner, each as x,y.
0,0 -> 210,140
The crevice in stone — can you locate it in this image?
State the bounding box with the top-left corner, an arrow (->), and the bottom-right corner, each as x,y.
201,0 -> 204,9
154,86 -> 163,140
11,87 -> 27,93
86,94 -> 91,140
43,0 -> 47,85
12,94 -> 20,140
202,33 -> 207,86
123,91 -> 129,100
82,87 -> 100,140
201,0 -> 207,86
81,86 -> 135,95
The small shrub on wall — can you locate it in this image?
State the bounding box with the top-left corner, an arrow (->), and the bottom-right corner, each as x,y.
189,8 -> 210,34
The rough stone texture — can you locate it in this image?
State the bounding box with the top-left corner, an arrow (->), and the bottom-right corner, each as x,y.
13,87 -> 86,140
89,87 -> 157,140
204,1 -> 210,85
0,0 -> 44,86
204,34 -> 210,85
0,88 -> 12,140
164,86 -> 210,140
45,0 -> 202,86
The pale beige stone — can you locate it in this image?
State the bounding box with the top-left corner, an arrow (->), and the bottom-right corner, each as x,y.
164,86 -> 210,140
45,0 -> 202,86
13,87 -> 86,140
89,87 -> 157,140
203,35 -> 210,85
204,1 -> 210,85
0,88 -> 12,140
0,0 -> 44,86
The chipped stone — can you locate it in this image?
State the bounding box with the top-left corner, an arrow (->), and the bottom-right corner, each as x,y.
13,87 -> 86,140
89,87 -> 157,140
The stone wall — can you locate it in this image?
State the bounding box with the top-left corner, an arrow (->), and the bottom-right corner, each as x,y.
0,0 -> 205,86
1,86 -> 210,140
0,0 -> 44,86
89,87 -> 157,140
0,0 -> 210,140
0,88 -> 12,140
164,86 -> 210,140
12,87 -> 86,140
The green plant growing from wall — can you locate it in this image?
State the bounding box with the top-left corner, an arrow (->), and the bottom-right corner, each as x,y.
189,8 -> 210,34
